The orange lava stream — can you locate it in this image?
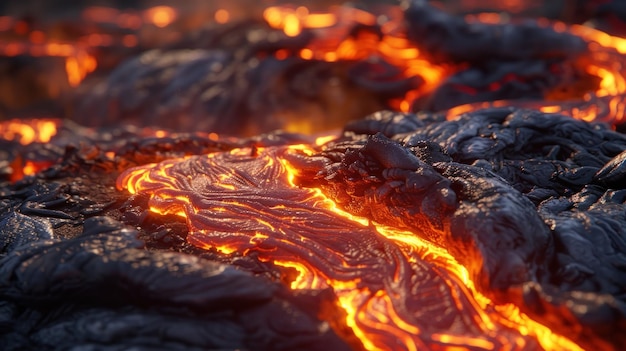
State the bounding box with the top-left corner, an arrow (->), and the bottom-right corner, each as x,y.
118,143 -> 584,351
282,153 -> 583,351
374,227 -> 582,351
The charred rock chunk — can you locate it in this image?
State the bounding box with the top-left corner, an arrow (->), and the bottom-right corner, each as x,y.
368,108 -> 626,196
344,110 -> 433,137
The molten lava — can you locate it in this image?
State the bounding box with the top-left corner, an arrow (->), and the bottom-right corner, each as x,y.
117,143 -> 582,351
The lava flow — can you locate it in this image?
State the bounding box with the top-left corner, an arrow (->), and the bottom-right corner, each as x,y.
3,1 -> 626,351
117,143 -> 582,351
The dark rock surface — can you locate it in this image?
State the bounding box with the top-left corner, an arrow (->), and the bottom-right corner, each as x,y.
0,216 -> 351,351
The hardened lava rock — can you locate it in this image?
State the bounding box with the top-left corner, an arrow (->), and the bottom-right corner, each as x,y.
0,216 -> 351,351
314,131 -> 551,292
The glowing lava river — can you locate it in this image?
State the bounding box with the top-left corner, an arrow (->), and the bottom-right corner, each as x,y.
117,143 -> 582,351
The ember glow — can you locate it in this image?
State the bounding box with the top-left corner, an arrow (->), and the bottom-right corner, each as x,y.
214,9 -> 230,24
143,6 -> 177,28
0,39 -> 97,87
0,119 -> 58,145
0,119 -> 60,181
117,143 -> 582,351
0,4 -> 179,89
0,18 -> 97,87
65,52 -> 97,87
